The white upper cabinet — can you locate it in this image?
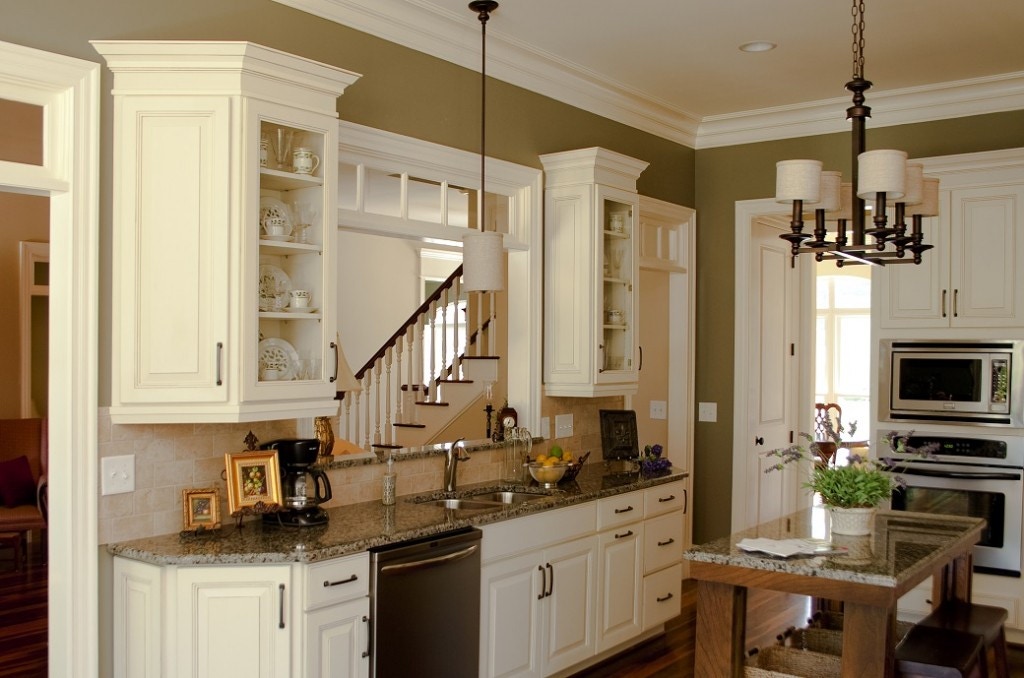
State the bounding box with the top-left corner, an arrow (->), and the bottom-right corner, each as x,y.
94,41 -> 360,423
878,157 -> 1024,330
540,148 -> 648,397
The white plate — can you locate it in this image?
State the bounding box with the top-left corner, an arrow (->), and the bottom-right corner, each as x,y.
258,264 -> 292,311
260,197 -> 293,236
285,306 -> 319,313
260,234 -> 294,242
258,338 -> 300,381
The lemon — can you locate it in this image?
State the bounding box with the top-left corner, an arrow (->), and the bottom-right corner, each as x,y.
543,458 -> 557,467
535,454 -> 548,463
562,451 -> 573,462
548,445 -> 563,459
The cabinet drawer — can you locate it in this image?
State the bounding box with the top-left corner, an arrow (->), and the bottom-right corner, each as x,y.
644,482 -> 685,518
644,512 -> 683,574
304,553 -> 369,610
598,490 -> 643,530
642,563 -> 682,630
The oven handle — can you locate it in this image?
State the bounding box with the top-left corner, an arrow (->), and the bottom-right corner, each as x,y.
896,466 -> 1022,481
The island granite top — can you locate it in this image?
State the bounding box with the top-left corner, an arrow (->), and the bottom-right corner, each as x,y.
108,464 -> 687,565
684,507 -> 985,589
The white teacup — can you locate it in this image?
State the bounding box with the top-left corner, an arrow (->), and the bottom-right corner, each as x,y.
262,368 -> 280,381
293,147 -> 320,175
290,289 -> 311,308
264,216 -> 287,236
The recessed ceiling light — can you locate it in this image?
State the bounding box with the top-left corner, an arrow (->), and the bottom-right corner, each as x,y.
739,41 -> 777,53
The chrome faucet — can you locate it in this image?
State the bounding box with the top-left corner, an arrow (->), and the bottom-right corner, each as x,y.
444,438 -> 471,493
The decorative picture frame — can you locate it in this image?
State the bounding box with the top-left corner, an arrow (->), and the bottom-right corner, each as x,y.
182,487 -> 222,532
224,450 -> 282,515
599,409 -> 640,460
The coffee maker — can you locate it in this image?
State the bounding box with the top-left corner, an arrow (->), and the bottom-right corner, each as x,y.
261,438 -> 332,527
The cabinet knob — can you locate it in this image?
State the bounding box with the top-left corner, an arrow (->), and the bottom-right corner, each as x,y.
755,437 -> 764,446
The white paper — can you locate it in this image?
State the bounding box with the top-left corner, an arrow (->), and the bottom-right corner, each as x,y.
736,538 -> 847,558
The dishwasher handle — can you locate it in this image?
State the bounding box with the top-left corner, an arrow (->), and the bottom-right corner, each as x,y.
379,543 -> 480,574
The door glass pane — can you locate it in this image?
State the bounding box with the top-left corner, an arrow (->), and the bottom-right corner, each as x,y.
834,276 -> 870,309
34,261 -> 49,286
0,98 -> 43,165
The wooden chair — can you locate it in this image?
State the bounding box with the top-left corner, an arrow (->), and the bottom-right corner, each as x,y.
0,418 -> 48,568
919,601 -> 1010,678
813,402 -> 842,466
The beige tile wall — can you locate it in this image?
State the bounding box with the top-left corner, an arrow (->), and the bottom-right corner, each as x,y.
98,396 -> 621,544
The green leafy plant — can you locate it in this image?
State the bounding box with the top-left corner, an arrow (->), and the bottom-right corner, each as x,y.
764,421 -> 935,509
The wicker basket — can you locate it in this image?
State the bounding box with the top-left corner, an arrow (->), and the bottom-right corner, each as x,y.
811,611 -> 915,640
745,646 -> 841,678
785,627 -> 844,655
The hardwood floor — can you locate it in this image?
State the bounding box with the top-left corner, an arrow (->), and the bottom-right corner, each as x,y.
574,579 -> 1024,678
0,539 -> 46,678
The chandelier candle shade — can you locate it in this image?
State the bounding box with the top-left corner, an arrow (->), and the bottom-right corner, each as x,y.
462,0 -> 505,293
775,0 -> 936,267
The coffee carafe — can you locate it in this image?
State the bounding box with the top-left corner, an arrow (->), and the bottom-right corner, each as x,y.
261,438 -> 333,527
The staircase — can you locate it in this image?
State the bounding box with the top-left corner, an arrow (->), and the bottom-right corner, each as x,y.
336,265 -> 500,453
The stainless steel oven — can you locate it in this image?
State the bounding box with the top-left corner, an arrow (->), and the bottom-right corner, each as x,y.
887,431 -> 1023,577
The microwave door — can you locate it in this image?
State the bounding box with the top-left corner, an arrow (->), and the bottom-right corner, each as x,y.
892,352 -> 992,415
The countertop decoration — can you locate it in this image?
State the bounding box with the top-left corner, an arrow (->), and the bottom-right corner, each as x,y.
108,462 -> 687,566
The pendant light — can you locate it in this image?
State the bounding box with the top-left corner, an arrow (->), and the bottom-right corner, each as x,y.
775,0 -> 936,267
462,0 -> 505,292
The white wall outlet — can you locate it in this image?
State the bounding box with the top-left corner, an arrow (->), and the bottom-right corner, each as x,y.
650,400 -> 668,420
101,454 -> 136,495
698,402 -> 718,423
539,416 -> 551,440
554,413 -> 574,438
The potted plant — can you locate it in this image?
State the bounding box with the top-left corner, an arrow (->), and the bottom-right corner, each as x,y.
765,421 -> 934,535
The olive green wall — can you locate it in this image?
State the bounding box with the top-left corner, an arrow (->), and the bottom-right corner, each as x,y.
0,0 -> 695,406
692,111 -> 1024,542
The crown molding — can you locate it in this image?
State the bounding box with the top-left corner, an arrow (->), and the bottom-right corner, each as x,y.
275,0 -> 1024,150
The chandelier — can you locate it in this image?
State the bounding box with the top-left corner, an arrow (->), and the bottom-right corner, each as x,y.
462,0 -> 505,292
775,0 -> 938,267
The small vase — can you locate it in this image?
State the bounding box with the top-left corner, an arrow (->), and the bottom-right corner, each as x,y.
828,506 -> 876,536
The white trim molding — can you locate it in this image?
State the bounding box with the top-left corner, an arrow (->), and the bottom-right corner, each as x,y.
0,39 -> 100,678
275,0 -> 1024,150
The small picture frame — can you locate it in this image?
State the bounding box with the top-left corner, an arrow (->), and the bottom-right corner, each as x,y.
182,488 -> 222,532
599,409 -> 640,460
224,450 -> 282,514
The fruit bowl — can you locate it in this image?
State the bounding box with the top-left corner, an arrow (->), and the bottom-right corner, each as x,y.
527,462 -> 568,487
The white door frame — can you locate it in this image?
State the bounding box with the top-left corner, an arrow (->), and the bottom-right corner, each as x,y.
0,40 -> 100,677
732,198 -> 814,533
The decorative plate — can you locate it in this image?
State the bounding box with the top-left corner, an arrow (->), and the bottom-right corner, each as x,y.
260,234 -> 293,242
258,338 -> 300,381
285,306 -> 319,313
260,197 -> 293,235
258,264 -> 292,311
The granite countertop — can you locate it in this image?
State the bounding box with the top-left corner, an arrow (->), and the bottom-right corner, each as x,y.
684,507 -> 985,588
109,464 -> 688,566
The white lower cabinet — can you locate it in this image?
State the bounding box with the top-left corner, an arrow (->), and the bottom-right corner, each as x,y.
176,565 -> 292,678
113,553 -> 370,678
480,479 -> 688,677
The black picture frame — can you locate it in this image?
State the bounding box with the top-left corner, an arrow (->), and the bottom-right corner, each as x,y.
599,409 -> 639,459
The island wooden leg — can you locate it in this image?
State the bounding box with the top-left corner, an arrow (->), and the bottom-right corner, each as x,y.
695,580 -> 747,678
933,550 -> 974,606
842,602 -> 896,678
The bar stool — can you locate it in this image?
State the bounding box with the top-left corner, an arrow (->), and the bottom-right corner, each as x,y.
918,601 -> 1010,678
896,624 -> 986,678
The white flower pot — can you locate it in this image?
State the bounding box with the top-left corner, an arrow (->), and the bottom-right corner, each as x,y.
828,506 -> 876,536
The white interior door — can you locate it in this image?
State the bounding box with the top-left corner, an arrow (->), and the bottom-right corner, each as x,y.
733,200 -> 808,533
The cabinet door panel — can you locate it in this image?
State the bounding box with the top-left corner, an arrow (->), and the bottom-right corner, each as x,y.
543,536 -> 598,674
305,598 -> 369,678
597,525 -> 644,651
480,552 -> 543,678
951,184 -> 1024,326
117,98 -> 230,402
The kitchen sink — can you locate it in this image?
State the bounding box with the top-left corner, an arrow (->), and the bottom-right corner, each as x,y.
417,498 -> 506,511
465,490 -> 549,505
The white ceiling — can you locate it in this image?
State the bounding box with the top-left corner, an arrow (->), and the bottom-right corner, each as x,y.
276,0 -> 1024,148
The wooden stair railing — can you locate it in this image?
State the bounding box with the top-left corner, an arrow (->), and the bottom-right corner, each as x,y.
335,265 -> 499,451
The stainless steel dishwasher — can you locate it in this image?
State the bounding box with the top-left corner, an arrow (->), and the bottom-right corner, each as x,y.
369,526 -> 482,677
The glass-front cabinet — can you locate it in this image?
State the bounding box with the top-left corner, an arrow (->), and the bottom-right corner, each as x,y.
96,41 -> 360,423
540,148 -> 648,397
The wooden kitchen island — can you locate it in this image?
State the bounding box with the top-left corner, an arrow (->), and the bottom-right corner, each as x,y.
684,508 -> 985,678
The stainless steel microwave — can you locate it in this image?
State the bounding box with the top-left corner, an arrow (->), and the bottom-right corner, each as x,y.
880,339 -> 1024,427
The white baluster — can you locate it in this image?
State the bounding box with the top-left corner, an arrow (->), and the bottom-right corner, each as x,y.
427,299 -> 438,402
383,346 -> 393,446
393,339 -> 404,425
362,372 -> 372,451
441,287 -> 449,385
488,290 -> 497,356
453,276 -> 463,379
373,359 -> 382,445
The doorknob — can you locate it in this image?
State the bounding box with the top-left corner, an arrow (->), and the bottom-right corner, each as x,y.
755,436 -> 764,446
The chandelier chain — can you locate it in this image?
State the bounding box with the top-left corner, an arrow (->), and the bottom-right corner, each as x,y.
851,0 -> 866,80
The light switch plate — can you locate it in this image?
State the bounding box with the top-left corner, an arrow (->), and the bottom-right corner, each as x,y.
539,416 -> 551,440
650,400 -> 667,420
101,454 -> 136,495
554,413 -> 573,438
698,402 -> 718,423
